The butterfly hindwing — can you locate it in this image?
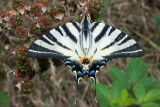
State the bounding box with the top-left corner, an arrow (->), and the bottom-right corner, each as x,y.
90,22 -> 144,62
27,22 -> 81,61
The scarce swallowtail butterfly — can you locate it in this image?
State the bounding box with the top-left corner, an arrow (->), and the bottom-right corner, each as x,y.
27,14 -> 144,101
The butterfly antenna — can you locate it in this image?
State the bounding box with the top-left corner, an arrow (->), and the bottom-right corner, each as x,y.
75,78 -> 78,104
94,76 -> 97,103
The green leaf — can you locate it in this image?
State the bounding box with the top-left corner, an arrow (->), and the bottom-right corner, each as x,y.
144,89 -> 160,102
133,84 -> 145,103
141,102 -> 159,107
139,77 -> 157,89
97,97 -> 110,107
114,98 -> 122,105
108,68 -> 130,89
110,102 -> 121,107
124,98 -> 134,106
0,92 -> 10,107
110,81 -> 125,100
126,59 -> 148,84
91,83 -> 110,102
121,89 -> 128,103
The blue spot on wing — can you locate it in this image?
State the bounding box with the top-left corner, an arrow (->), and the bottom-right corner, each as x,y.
77,71 -> 83,78
100,61 -> 106,66
89,70 -> 95,77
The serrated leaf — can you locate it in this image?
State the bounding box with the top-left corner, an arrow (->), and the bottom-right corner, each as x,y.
91,83 -> 110,102
124,98 -> 134,106
97,97 -> 110,107
0,92 -> 10,107
108,68 -> 130,89
121,89 -> 128,103
139,77 -> 157,89
142,102 -> 159,107
110,81 -> 125,100
126,59 -> 148,84
133,84 -> 145,103
144,89 -> 160,102
110,102 -> 121,107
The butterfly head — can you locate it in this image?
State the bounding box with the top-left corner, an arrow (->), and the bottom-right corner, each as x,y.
82,14 -> 90,22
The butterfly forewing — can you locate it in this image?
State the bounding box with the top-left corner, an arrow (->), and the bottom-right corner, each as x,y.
27,22 -> 81,61
90,22 -> 144,62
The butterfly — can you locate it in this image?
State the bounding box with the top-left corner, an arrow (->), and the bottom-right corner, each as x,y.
27,14 -> 144,101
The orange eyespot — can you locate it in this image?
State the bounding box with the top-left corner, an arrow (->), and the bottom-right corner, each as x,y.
86,57 -> 92,63
80,57 -> 85,64
80,57 -> 92,64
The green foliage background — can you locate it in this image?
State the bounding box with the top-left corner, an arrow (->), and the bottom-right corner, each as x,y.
92,59 -> 160,107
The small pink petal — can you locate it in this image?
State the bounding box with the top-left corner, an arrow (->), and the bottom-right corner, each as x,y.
67,0 -> 71,3
7,13 -> 12,20
9,20 -> 14,27
4,13 -> 13,27
25,14 -> 32,21
55,13 -> 64,20
36,3 -> 43,6
36,23 -> 41,28
7,13 -> 14,26
15,82 -> 22,90
87,2 -> 90,10
25,5 -> 31,11
17,6 -> 25,15
4,16 -> 10,21
13,70 -> 18,77
26,29 -> 29,36
42,5 -> 47,12
37,16 -> 43,27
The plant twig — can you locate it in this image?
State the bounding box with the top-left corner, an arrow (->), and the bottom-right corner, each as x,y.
131,29 -> 160,52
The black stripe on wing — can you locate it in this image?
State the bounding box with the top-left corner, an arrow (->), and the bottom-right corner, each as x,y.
39,36 -> 53,45
45,32 -> 72,51
95,25 -> 109,43
102,32 -> 126,50
118,36 -> 131,45
72,22 -> 81,32
27,43 -> 69,59
108,27 -> 116,36
55,27 -> 63,36
91,22 -> 99,32
61,24 -> 77,43
104,43 -> 144,59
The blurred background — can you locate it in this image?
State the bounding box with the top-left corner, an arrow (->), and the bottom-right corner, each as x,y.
0,0 -> 160,107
